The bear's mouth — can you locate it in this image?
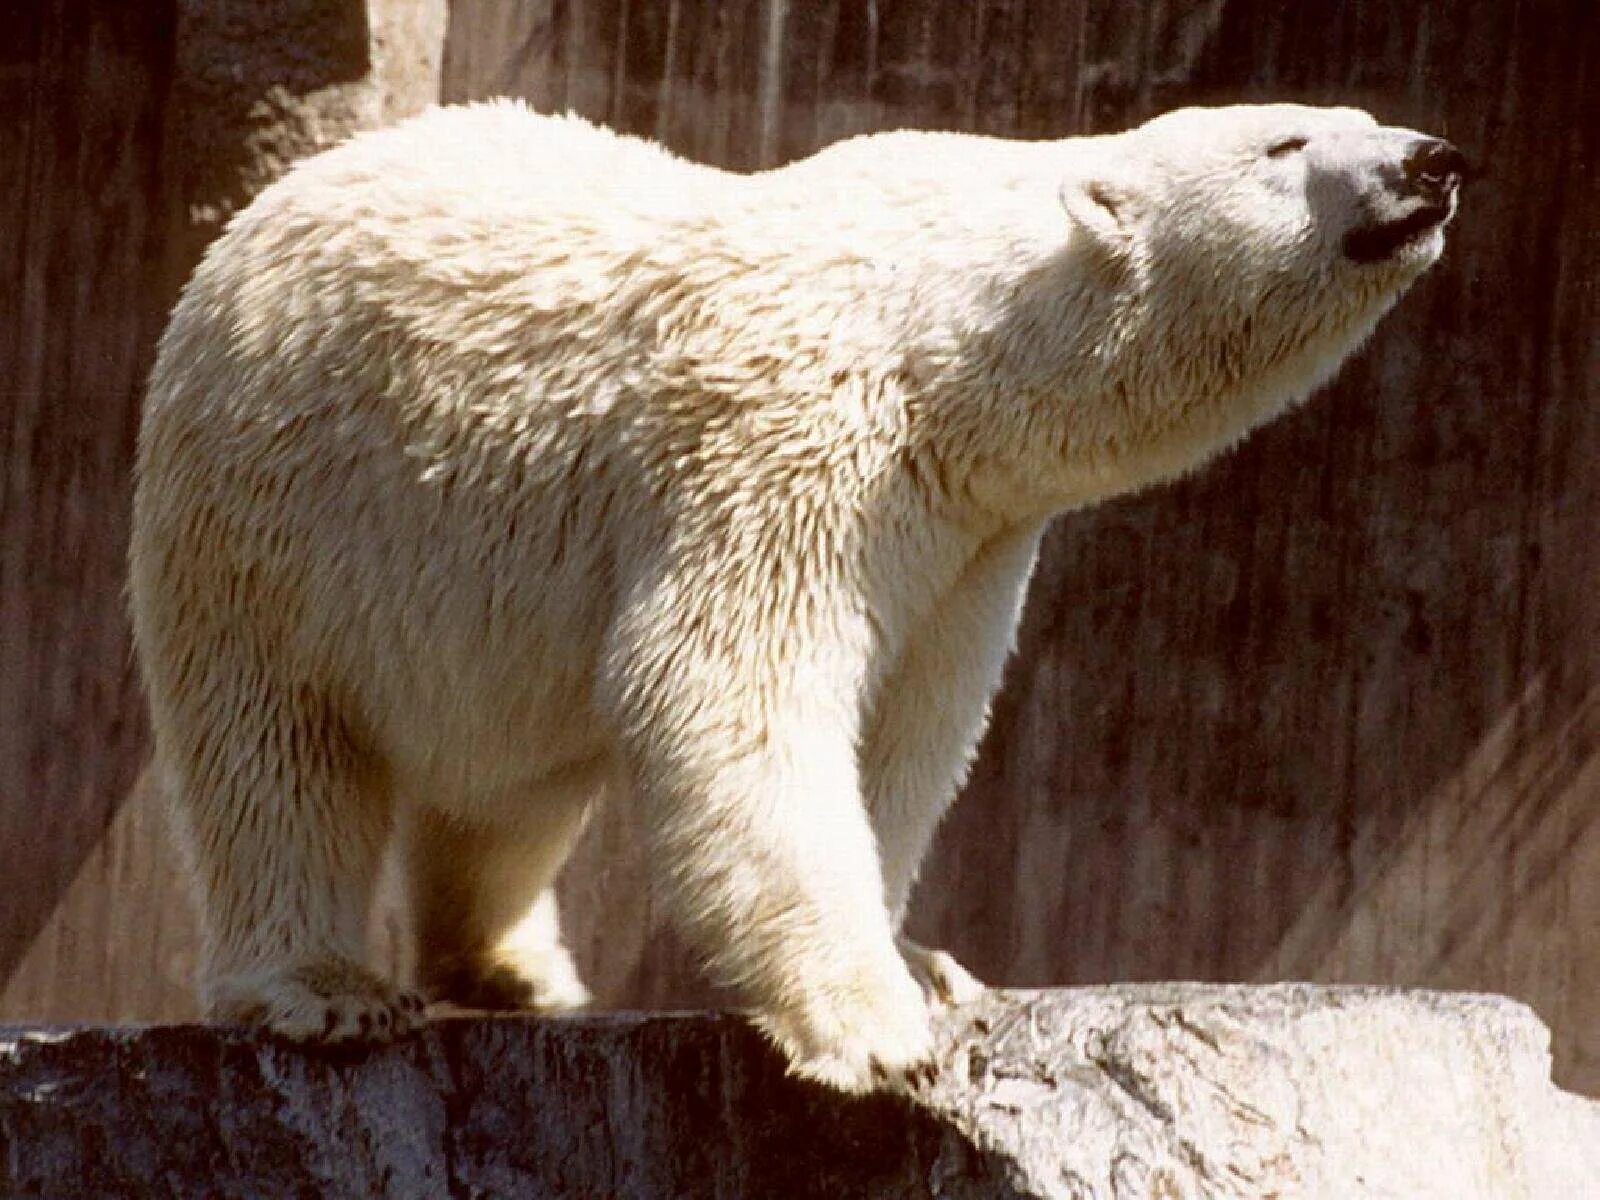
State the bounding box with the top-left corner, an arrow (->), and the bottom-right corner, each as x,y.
1342,203 -> 1452,264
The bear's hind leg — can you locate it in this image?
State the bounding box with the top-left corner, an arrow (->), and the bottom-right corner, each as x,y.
173,684 -> 420,1044
408,761 -> 598,1012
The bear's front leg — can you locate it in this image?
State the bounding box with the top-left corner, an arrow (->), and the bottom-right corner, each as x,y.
604,573 -> 935,1094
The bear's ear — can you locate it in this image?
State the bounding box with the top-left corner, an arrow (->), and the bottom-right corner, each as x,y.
1058,174 -> 1141,252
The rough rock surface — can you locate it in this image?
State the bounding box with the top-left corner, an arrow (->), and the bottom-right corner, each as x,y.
163,0 -> 447,251
2,985 -> 1595,1198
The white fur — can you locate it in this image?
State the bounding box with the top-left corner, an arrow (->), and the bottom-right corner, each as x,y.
130,100 -> 1453,1090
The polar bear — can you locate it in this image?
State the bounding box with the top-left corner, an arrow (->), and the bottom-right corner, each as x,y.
130,101 -> 1464,1092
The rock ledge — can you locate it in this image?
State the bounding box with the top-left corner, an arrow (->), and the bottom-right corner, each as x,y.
3,985 -> 1596,1198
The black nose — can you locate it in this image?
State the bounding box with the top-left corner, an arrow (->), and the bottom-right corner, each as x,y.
1403,138 -> 1469,197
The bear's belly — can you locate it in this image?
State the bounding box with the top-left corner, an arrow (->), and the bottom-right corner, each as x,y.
290,510 -> 620,810
366,626 -> 614,814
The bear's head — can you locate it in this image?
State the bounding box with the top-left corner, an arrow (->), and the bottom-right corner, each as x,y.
998,103 -> 1469,502
1059,104 -> 1467,286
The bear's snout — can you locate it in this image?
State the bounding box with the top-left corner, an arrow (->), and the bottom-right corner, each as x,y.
1341,130 -> 1468,265
1399,137 -> 1470,205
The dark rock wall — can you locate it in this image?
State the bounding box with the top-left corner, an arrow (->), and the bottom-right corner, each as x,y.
436,0 -> 1600,1092
0,0 -> 179,1020
0,0 -> 445,1022
2,0 -> 1595,1094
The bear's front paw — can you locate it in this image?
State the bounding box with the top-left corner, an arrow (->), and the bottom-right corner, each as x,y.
897,936 -> 986,1007
758,972 -> 938,1095
208,958 -> 425,1045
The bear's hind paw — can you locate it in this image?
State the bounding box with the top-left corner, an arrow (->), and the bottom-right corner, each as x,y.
211,959 -> 425,1046
422,952 -> 593,1014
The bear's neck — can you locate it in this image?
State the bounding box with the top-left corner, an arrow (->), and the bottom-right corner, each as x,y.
904,248 -> 1400,525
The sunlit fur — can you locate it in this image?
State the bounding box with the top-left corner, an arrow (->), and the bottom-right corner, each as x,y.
130,100 -> 1453,1090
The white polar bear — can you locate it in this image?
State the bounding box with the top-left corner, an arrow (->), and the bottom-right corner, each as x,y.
130,101 -> 1464,1092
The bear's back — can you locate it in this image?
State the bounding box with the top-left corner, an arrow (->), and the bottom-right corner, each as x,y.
258,101 -> 722,231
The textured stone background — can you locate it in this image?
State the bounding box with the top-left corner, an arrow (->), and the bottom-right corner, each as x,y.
2,0 -> 1596,1097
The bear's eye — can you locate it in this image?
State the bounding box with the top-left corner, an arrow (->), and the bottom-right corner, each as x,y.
1266,136 -> 1309,158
